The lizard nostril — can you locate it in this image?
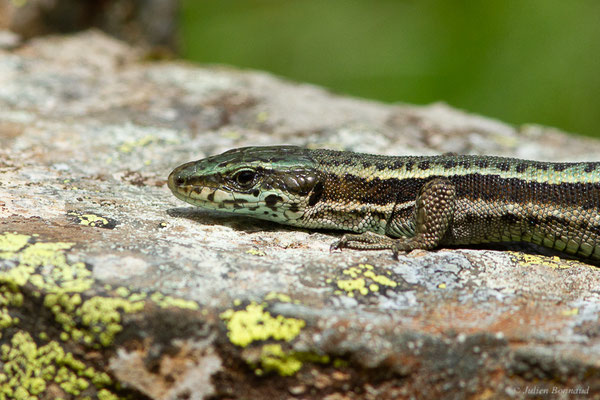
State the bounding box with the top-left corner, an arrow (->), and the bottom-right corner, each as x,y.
174,176 -> 185,186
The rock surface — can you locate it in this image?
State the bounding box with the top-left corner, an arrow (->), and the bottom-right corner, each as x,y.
1,31 -> 599,399
0,0 -> 178,51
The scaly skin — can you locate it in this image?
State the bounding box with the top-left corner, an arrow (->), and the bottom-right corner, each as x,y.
168,146 -> 600,262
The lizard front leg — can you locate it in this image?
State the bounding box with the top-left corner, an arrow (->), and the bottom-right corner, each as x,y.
332,178 -> 456,258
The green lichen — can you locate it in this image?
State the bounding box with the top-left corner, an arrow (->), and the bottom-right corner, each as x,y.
0,331 -> 116,399
221,302 -> 305,347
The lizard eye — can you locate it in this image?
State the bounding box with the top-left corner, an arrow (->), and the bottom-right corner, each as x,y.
233,170 -> 257,187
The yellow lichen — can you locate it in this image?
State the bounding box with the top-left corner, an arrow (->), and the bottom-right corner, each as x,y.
0,286 -> 23,332
335,263 -> 398,297
70,213 -> 109,228
0,331 -> 115,399
220,302 -> 305,347
264,291 -> 292,303
150,292 -> 199,310
0,231 -> 203,396
115,286 -> 130,298
509,252 -> 600,270
118,134 -> 156,153
0,233 -> 30,254
362,270 -> 397,287
561,308 -> 579,316
246,248 -> 265,256
259,344 -> 303,376
510,252 -> 571,269
256,111 -> 269,123
98,389 -> 119,400
0,233 -> 93,292
77,296 -> 145,347
256,344 -> 331,377
337,278 -> 368,297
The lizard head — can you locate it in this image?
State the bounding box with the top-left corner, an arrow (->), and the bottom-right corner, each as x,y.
168,146 -> 324,223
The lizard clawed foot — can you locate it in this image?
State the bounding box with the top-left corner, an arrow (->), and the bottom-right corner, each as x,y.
391,244 -> 410,260
329,240 -> 344,252
330,233 -> 367,252
330,232 -> 399,253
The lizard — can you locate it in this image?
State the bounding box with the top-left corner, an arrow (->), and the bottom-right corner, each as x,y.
167,145 -> 600,262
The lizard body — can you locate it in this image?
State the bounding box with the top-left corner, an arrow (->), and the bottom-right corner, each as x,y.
168,146 -> 600,261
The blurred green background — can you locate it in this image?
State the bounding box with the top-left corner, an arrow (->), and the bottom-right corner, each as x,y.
181,0 -> 600,137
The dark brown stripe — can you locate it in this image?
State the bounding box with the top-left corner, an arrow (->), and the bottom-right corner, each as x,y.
553,163 -> 569,172
322,172 -> 600,210
323,173 -> 425,206
474,159 -> 490,169
418,161 -> 431,170
516,163 -> 528,173
308,182 -> 324,207
265,194 -> 283,210
444,160 -> 457,169
450,174 -> 600,211
389,160 -> 404,170
585,163 -> 596,173
496,162 -> 511,172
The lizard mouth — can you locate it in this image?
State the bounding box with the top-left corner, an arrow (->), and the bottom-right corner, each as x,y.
167,160 -> 306,221
168,167 -> 264,211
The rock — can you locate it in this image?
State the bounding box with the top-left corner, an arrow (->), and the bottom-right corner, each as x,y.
0,0 -> 178,51
0,30 -> 20,49
0,31 -> 599,399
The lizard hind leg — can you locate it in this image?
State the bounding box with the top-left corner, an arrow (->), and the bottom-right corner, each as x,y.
390,177 -> 456,257
332,178 -> 456,259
